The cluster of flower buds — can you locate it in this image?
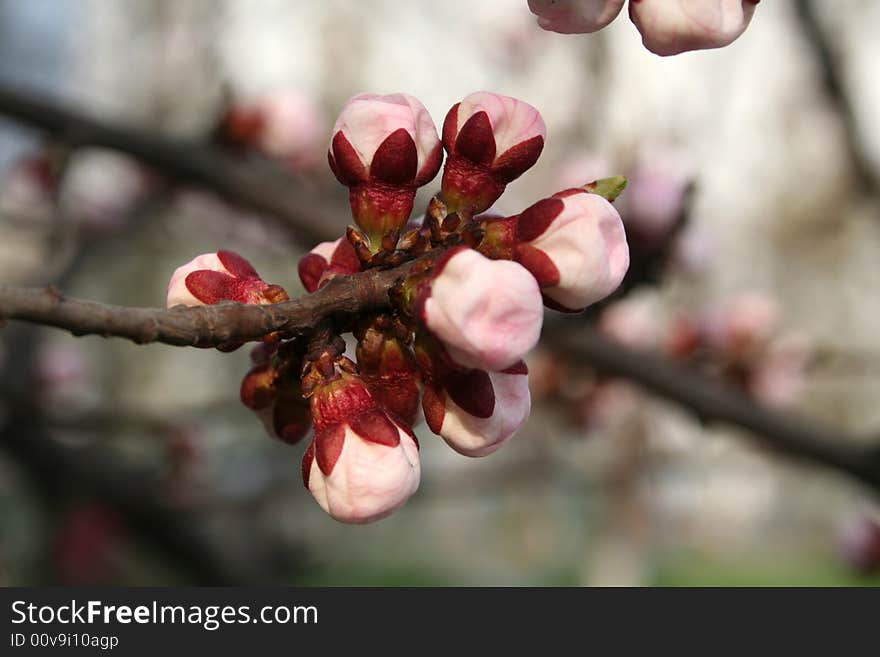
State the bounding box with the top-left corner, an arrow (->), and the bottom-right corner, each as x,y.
166,90 -> 630,523
528,0 -> 761,57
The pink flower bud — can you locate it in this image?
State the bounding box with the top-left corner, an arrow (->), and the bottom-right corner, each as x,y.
416,247 -> 544,372
701,292 -> 780,356
256,90 -> 325,168
241,354 -> 313,445
629,0 -> 760,57
838,514 -> 880,574
166,250 -> 288,308
621,145 -> 692,246
528,0 -> 625,34
302,371 -> 419,523
748,333 -> 810,409
598,296 -> 666,351
297,238 -> 361,293
328,93 -> 442,243
59,150 -> 150,229
422,361 -> 530,457
514,190 -> 629,312
255,393 -> 313,445
442,92 -> 546,215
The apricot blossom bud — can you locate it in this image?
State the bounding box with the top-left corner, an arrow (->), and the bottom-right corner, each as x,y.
513,190 -> 629,312
297,238 -> 361,293
302,365 -> 420,523
622,145 -> 692,248
528,0 -> 625,34
701,292 -> 780,357
441,92 -> 545,215
328,93 -> 442,247
629,0 -> 760,57
838,514 -> 880,574
413,247 -> 544,372
256,90 -> 325,166
421,354 -> 531,457
166,250 -> 288,308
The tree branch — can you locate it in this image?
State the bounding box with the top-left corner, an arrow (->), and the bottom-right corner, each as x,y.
0,83 -> 341,246
550,324 -> 880,492
793,0 -> 879,197
0,256 -> 425,347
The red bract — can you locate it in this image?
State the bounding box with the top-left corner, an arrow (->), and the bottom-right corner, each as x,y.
297,238 -> 361,293
355,318 -> 422,426
441,92 -> 545,216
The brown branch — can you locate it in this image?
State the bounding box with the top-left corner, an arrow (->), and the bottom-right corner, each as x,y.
550,324 -> 880,493
794,0 -> 879,197
0,83 -> 341,246
0,256 -> 427,347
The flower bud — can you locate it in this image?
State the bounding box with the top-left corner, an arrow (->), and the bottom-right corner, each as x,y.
355,318 -> 421,426
421,353 -> 531,457
701,292 -> 780,357
328,93 -> 442,248
241,345 -> 312,444
748,333 -> 810,409
166,250 -> 288,308
513,190 -> 629,312
240,362 -> 280,411
629,0 -> 760,57
441,92 -> 546,215
838,514 -> 880,574
621,145 -> 692,249
256,390 -> 313,445
528,0 -> 625,34
302,359 -> 419,523
598,295 -> 666,351
59,149 -> 150,230
256,90 -> 325,168
413,247 -> 544,372
297,238 -> 361,293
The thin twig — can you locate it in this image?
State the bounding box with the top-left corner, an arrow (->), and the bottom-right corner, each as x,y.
793,0 -> 879,196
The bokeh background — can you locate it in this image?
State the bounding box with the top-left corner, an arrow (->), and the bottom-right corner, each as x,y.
1,0 -> 879,586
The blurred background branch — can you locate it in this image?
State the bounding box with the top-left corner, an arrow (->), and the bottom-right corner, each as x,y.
0,84 -> 337,246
